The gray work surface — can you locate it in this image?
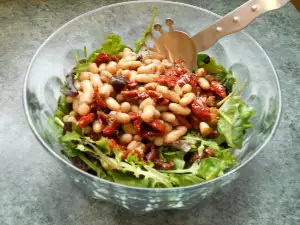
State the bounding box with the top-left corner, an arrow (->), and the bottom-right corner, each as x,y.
0,0 -> 299,224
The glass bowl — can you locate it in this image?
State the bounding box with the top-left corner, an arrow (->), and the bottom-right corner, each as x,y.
23,1 -> 281,213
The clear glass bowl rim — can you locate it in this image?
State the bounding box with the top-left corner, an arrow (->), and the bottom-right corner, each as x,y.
23,0 -> 282,191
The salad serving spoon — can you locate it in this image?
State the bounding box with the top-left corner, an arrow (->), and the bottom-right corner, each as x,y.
143,0 -> 297,69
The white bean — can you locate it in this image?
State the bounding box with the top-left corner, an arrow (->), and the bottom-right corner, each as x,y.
164,122 -> 173,133
72,97 -> 79,112
156,64 -> 165,75
144,59 -> 152,65
131,105 -> 140,113
196,68 -> 206,77
139,97 -> 155,110
119,61 -> 142,70
182,84 -> 192,94
137,63 -> 157,74
121,102 -> 131,113
105,97 -> 120,111
67,116 -> 77,124
164,126 -> 188,144
154,137 -> 164,146
173,84 -> 183,97
136,74 -> 159,83
80,80 -> 94,104
122,124 -> 137,135
169,103 -> 191,115
154,110 -> 161,119
116,112 -> 131,124
99,83 -> 113,98
161,112 -> 176,123
156,85 -> 180,103
77,103 -> 90,116
127,141 -> 140,151
74,80 -> 81,90
69,110 -> 77,117
101,70 -> 112,79
133,135 -> 142,141
98,63 -> 107,72
144,82 -> 158,90
107,62 -> 117,75
90,73 -> 103,88
116,94 -> 124,103
199,122 -> 212,136
138,86 -> 146,92
155,105 -> 169,112
122,70 -> 131,79
129,70 -> 137,81
141,105 -> 155,122
198,77 -> 210,90
88,63 -> 99,74
180,93 -> 196,107
93,120 -> 103,133
120,133 -> 133,145
79,72 -> 92,81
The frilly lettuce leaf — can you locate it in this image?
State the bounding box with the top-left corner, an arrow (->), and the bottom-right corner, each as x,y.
218,95 -> 255,148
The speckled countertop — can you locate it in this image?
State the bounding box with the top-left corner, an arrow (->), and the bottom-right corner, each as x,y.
0,0 -> 299,224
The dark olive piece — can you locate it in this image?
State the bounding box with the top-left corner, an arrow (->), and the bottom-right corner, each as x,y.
110,76 -> 128,92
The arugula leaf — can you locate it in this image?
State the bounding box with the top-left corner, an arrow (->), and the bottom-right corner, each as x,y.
61,141 -> 81,158
61,131 -> 81,142
101,34 -> 129,55
218,95 -> 255,148
54,95 -> 72,120
133,8 -> 157,53
163,151 -> 186,169
116,161 -> 173,188
169,173 -> 205,186
215,70 -> 236,92
109,170 -> 149,187
94,137 -> 111,155
197,55 -> 225,74
87,48 -> 101,63
161,157 -> 223,180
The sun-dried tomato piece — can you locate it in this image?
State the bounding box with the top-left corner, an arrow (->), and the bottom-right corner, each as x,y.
145,143 -> 157,162
102,115 -> 117,137
121,90 -> 149,101
210,81 -> 227,99
147,90 -> 169,105
191,100 -> 211,122
147,120 -> 166,135
77,113 -> 95,128
94,89 -> 106,108
204,148 -> 216,157
127,81 -> 138,89
154,159 -> 174,170
176,115 -> 192,129
94,52 -> 112,66
109,139 -> 128,160
177,73 -> 198,88
157,75 -> 178,88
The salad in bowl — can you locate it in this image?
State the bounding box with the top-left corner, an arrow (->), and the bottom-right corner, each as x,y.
52,9 -> 254,188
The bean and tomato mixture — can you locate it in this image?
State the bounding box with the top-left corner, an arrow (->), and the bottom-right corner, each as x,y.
62,48 -> 227,167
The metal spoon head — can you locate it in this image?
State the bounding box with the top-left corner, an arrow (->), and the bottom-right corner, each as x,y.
154,31 -> 197,69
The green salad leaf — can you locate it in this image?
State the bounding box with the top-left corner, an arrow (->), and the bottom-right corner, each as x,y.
169,174 -> 205,187
160,157 -> 224,180
163,151 -> 186,169
54,95 -> 72,120
215,70 -> 236,92
197,54 -> 236,92
101,34 -> 129,55
218,95 -> 255,148
133,8 -> 157,53
109,170 -> 149,187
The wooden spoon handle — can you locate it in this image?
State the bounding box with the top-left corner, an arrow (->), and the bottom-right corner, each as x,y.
291,0 -> 300,11
192,0 -> 290,52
